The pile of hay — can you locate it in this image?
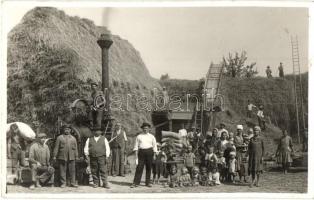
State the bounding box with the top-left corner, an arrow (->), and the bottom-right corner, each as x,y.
7,7 -> 160,137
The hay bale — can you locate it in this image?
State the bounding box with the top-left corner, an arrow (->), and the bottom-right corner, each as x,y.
7,7 -> 161,146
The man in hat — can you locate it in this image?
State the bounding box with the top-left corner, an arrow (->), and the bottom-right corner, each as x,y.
110,122 -> 128,177
131,122 -> 157,188
29,133 -> 55,189
53,124 -> 78,188
266,66 -> 272,78
84,126 -> 111,188
89,82 -> 104,127
278,62 -> 284,78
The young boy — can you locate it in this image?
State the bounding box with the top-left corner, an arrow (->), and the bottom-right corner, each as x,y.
217,151 -> 226,182
228,151 -> 238,184
183,145 -> 195,177
152,143 -> 167,184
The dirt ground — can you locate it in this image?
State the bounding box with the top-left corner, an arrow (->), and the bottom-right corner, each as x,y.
6,168 -> 307,194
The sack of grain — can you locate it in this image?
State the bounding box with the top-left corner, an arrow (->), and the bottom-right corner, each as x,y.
161,131 -> 181,140
7,122 -> 36,140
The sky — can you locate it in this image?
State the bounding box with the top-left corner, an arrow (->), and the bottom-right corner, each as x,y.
4,6 -> 309,80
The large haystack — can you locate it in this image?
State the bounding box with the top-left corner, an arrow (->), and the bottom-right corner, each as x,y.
7,7 -> 160,136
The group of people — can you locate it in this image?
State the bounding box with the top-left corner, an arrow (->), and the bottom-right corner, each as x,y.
7,121 -> 128,190
266,62 -> 285,78
8,119 -> 297,190
176,124 -> 265,187
130,122 -> 264,188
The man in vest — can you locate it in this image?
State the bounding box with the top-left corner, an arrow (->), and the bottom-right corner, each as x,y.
53,124 -> 78,188
110,122 -> 127,177
84,126 -> 111,188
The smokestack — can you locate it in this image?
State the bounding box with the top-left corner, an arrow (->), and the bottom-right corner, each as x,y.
97,33 -> 113,113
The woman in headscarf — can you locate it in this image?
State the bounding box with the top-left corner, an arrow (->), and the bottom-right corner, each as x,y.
276,129 -> 294,174
248,126 -> 264,187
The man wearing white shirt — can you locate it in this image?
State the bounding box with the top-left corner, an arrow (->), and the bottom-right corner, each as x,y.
131,122 -> 157,188
84,126 -> 110,188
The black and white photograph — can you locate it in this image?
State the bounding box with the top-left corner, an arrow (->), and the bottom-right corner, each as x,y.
2,1 -> 312,198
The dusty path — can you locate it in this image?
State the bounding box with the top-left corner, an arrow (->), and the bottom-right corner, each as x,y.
6,170 -> 307,193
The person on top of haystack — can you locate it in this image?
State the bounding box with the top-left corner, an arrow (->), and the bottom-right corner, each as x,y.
29,133 -> 55,189
84,126 -> 111,188
131,122 -> 157,188
53,124 -> 79,188
248,126 -> 264,188
217,123 -> 229,138
247,100 -> 257,118
276,129 -> 294,174
278,62 -> 284,78
88,82 -> 104,128
162,86 -> 170,106
266,66 -> 272,78
257,105 -> 266,131
110,122 -> 127,177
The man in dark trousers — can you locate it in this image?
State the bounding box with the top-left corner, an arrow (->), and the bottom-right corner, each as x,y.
29,133 -> 55,189
278,62 -> 284,78
84,126 -> 111,188
89,82 -> 104,127
131,122 -> 157,188
110,122 -> 127,177
53,124 -> 78,188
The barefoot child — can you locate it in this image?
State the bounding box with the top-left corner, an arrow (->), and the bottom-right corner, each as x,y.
217,151 -> 227,182
183,145 -> 195,177
152,143 -> 166,184
228,151 -> 238,183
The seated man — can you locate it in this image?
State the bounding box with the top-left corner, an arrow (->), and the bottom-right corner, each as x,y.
29,133 -> 55,189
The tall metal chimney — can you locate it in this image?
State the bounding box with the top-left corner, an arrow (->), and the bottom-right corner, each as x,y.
97,33 -> 113,113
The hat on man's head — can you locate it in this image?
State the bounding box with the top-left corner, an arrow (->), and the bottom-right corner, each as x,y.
92,126 -> 102,131
236,125 -> 243,130
141,122 -> 151,129
37,133 -> 47,139
62,124 -> 71,130
220,123 -> 225,127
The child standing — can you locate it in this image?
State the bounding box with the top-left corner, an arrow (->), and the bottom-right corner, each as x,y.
152,143 -> 167,184
205,147 -> 220,186
217,151 -> 227,182
183,145 -> 195,177
228,151 -> 238,183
